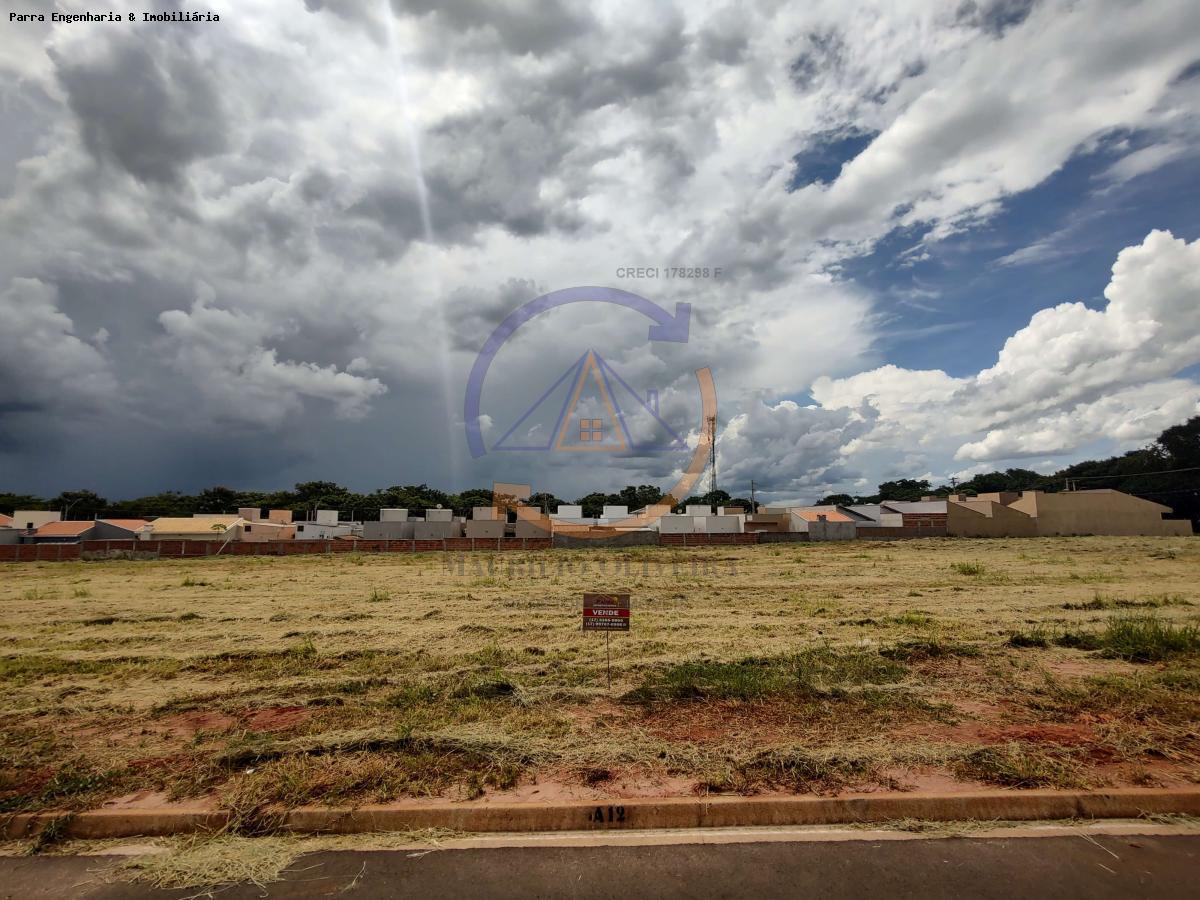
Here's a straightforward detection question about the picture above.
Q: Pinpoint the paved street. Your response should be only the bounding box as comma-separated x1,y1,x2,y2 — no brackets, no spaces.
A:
2,833,1197,898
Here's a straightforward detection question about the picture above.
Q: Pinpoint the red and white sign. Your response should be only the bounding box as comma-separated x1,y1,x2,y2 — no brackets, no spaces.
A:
582,593,630,631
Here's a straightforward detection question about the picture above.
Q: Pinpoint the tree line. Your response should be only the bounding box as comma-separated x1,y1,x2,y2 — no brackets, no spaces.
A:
3,417,1196,526
0,481,754,523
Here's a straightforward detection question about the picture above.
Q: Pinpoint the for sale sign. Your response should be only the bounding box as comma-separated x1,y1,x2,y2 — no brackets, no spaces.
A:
582,593,630,631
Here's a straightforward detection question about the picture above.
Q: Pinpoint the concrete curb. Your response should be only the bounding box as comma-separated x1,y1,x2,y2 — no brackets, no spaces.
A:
5,789,1200,840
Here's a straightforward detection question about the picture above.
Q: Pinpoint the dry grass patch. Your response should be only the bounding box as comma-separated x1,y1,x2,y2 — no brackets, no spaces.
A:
0,537,1197,811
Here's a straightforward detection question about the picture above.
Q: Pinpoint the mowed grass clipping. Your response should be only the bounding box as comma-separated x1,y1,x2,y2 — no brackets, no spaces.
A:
0,535,1198,817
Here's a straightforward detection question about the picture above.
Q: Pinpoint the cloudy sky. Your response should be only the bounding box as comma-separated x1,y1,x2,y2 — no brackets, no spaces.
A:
2,0,1199,504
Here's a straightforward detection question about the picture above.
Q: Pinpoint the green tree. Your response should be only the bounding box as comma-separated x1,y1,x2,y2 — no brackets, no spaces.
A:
527,492,563,514
454,487,495,516
817,493,854,506
49,489,109,519
105,491,195,518
195,486,239,514
1155,415,1200,467
612,484,664,509
575,492,610,518
0,493,46,514
875,479,931,502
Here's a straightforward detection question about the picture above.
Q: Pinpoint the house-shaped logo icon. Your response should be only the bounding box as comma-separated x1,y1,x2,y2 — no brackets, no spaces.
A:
492,350,686,453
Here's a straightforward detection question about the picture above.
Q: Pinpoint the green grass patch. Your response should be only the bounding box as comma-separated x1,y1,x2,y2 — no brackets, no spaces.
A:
222,745,525,831
954,743,1089,789
1100,616,1200,662
0,759,116,813
702,747,878,794
950,562,986,576
1032,669,1200,725
1007,627,1100,651
881,639,982,661
622,648,907,704
887,611,934,627
1063,593,1191,611
1010,616,1200,662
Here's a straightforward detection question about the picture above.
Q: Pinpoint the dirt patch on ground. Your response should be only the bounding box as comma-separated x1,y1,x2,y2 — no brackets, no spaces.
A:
1040,656,1137,679
977,723,1098,746
875,767,989,794
243,705,311,732
945,698,1006,719
160,705,312,737
162,710,237,738
639,700,800,745
498,767,699,802
564,699,629,729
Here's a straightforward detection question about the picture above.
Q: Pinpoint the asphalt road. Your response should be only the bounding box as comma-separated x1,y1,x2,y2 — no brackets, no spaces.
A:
3,833,1197,899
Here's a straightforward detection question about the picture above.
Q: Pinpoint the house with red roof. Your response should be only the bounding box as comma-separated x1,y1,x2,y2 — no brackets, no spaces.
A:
92,519,151,540
0,513,18,546
23,520,98,543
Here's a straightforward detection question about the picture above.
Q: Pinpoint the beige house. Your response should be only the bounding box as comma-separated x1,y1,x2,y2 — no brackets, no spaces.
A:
946,498,1038,537
946,490,1191,537
513,506,551,538
1008,490,1191,536
239,520,296,542
141,516,243,541
12,510,61,531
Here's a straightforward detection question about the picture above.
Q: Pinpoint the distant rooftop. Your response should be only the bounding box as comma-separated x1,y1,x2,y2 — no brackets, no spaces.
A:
146,516,241,534
33,520,95,537
98,519,150,531
791,506,855,522
880,500,947,513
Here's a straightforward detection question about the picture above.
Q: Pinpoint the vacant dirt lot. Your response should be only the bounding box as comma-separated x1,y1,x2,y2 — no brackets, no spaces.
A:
1,536,1197,823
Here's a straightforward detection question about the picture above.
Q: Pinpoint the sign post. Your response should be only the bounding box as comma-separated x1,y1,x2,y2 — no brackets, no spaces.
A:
582,593,630,689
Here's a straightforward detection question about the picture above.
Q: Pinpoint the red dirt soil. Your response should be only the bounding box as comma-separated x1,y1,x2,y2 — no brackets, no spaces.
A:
162,704,313,737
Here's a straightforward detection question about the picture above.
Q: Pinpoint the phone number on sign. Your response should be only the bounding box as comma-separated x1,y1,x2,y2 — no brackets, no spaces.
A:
615,267,722,279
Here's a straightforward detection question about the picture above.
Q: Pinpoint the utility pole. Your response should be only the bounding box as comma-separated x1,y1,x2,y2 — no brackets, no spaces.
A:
706,414,717,500
750,479,756,513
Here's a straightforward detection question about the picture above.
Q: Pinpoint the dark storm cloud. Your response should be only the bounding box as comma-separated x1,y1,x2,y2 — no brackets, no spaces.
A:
548,24,691,111
445,278,542,352
0,81,56,197
700,26,749,66
53,34,228,185
4,0,1195,503
0,404,44,453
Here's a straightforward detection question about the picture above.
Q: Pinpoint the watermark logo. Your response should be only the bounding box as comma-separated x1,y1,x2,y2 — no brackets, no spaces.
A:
442,553,738,581
463,286,716,534
491,349,686,454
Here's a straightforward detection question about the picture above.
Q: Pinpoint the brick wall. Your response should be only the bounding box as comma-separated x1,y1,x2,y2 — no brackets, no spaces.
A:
856,526,947,540
0,544,81,561
2,531,761,563
901,513,947,528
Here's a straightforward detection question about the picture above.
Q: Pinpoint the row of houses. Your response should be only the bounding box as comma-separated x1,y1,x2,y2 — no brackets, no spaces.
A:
0,488,1190,546
749,490,1192,539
